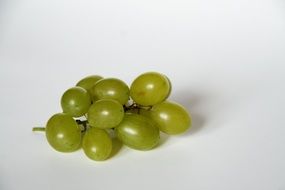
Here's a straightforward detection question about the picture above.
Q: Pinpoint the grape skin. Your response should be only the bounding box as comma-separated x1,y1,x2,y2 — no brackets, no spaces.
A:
82,128,112,161
46,113,82,152
115,113,160,150
76,75,103,95
130,72,170,106
87,99,124,129
149,101,191,135
92,78,129,105
61,86,91,117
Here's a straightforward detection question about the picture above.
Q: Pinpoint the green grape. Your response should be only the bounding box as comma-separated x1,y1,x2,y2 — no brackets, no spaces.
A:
87,99,124,129
115,113,160,150
130,72,170,106
61,86,91,117
76,75,103,95
149,101,191,135
91,78,129,105
164,75,172,99
45,113,81,152
82,128,112,161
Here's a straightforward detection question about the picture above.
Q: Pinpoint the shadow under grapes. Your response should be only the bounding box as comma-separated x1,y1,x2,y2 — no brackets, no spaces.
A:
155,132,170,148
109,137,123,159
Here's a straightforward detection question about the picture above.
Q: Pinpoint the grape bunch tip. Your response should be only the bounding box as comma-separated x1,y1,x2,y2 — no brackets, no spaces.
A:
33,72,192,161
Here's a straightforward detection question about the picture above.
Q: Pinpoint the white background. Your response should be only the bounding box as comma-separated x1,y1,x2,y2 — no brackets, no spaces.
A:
0,0,285,189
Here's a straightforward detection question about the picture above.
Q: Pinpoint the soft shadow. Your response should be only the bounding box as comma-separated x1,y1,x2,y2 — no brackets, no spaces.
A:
172,90,205,109
156,132,170,148
109,138,123,159
187,112,206,135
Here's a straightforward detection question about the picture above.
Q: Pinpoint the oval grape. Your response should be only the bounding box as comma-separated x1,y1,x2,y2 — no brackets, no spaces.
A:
91,78,129,105
164,75,172,99
130,72,170,106
115,113,160,150
150,101,191,135
87,99,124,129
46,113,81,152
61,86,91,117
82,128,112,161
76,75,103,95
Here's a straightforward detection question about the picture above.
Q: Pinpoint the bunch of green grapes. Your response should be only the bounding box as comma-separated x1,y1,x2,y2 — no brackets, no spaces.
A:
33,72,192,161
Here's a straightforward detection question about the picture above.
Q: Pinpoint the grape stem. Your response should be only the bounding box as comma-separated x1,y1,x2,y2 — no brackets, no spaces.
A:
124,103,140,111
32,120,89,133
32,127,46,132
124,103,152,113
76,119,88,133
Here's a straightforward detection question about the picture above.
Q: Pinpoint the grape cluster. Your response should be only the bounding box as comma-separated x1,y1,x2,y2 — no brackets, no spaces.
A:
33,72,192,161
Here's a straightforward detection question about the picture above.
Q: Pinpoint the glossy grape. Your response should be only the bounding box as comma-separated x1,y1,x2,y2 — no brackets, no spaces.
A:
45,113,81,152
61,87,91,117
82,128,112,161
76,75,103,95
87,99,124,129
115,113,160,150
149,101,191,135
130,72,170,106
164,75,172,99
91,78,129,105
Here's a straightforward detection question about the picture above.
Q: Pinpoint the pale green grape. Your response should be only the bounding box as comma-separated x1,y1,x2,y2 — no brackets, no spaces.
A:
76,75,103,95
87,99,124,129
45,113,81,152
91,78,129,105
82,128,112,161
115,113,160,150
61,86,91,117
164,75,172,99
130,72,170,106
149,101,191,135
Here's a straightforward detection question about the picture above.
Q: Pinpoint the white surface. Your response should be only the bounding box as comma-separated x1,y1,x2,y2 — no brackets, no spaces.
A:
0,0,285,189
